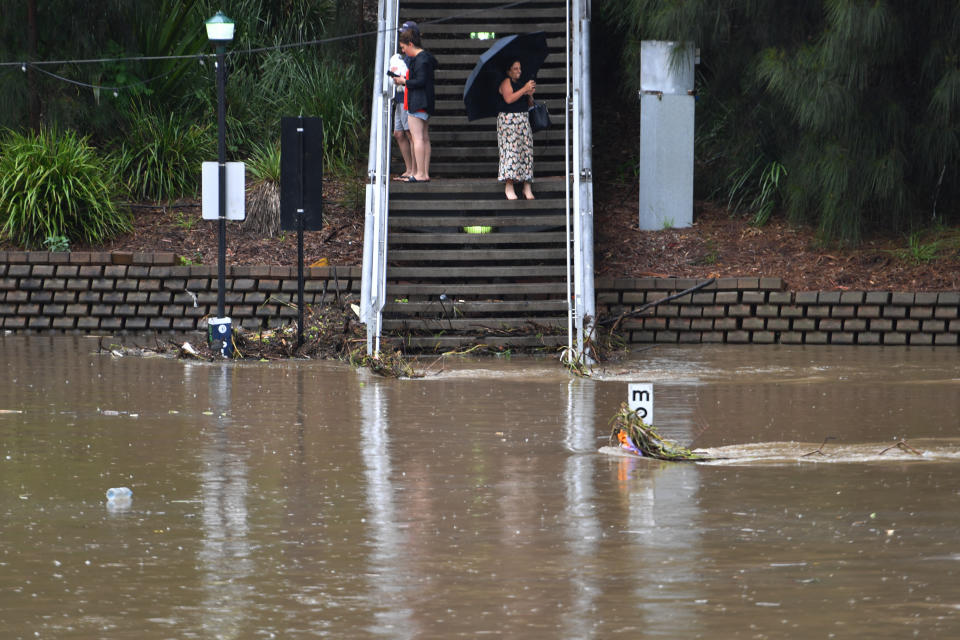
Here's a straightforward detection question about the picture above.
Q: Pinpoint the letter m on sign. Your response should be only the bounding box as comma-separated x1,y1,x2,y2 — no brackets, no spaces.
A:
627,383,654,425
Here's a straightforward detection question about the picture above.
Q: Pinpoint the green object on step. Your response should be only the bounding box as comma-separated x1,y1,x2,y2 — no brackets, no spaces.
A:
463,226,493,234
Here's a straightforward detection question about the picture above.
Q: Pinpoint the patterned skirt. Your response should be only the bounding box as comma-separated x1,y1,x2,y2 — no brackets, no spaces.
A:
497,112,534,182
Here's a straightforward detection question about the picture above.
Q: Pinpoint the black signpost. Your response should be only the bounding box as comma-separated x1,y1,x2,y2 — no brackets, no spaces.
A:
280,116,323,348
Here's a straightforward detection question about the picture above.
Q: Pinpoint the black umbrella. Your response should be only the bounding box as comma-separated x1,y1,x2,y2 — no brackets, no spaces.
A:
462,31,549,121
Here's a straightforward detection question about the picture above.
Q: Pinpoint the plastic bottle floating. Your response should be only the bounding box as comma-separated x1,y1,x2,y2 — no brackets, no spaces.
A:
106,487,132,501
608,403,709,462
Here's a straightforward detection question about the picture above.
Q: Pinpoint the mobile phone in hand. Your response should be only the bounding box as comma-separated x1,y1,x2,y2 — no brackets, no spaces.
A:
387,70,399,78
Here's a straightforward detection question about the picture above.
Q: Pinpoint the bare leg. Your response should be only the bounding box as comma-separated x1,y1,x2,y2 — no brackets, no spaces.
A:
505,180,518,200
522,182,534,199
393,129,415,177
408,116,431,181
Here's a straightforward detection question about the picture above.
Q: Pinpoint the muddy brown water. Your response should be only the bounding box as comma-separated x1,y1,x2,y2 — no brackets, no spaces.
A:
2,336,959,639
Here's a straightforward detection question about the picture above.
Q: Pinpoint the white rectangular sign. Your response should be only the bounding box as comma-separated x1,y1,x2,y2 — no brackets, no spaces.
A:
627,383,654,425
201,161,246,220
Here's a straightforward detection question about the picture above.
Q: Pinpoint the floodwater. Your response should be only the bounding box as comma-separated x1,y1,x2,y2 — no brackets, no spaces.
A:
2,337,960,639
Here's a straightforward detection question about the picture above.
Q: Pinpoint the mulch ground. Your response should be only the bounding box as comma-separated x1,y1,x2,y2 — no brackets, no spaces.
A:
10,175,960,292
595,182,960,292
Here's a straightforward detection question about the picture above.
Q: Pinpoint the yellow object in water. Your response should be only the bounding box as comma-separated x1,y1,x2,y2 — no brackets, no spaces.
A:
463,226,493,234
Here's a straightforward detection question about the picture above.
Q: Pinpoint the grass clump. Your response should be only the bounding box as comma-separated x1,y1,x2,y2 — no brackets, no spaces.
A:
243,139,282,237
114,102,215,202
0,128,130,247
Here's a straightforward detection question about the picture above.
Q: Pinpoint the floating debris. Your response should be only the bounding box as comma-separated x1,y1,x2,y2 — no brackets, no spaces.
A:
180,342,200,358
349,350,424,379
608,403,709,461
801,436,837,457
879,440,923,455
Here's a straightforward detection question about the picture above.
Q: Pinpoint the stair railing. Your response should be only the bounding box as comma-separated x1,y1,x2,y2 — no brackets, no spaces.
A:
362,0,594,358
361,0,399,355
567,0,596,363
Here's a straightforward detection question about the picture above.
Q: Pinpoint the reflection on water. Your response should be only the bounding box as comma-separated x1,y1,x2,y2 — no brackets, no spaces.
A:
198,366,252,639
360,379,416,639
561,380,600,639
1,338,960,638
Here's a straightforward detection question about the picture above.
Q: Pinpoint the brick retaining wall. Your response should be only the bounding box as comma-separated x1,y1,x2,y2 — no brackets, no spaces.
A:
2,252,958,345
0,251,360,333
596,276,960,346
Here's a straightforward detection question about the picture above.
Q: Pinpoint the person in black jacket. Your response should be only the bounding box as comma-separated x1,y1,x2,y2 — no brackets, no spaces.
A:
393,28,438,182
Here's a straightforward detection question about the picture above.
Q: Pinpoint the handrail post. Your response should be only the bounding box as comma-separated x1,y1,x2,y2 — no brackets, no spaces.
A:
577,0,595,362
361,0,399,355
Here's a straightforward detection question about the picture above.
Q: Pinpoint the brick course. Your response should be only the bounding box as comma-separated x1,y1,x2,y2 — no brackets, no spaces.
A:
1,252,363,336
1,253,956,346
594,278,960,346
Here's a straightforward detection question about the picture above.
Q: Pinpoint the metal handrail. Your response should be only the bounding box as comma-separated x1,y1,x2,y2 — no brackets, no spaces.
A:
361,0,593,358
566,0,595,364
576,0,596,361
361,0,399,355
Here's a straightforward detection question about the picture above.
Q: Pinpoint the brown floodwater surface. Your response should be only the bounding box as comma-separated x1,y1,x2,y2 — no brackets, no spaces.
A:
1,337,959,638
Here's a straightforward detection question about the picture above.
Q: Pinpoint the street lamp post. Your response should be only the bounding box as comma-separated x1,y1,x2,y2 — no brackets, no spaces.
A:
206,11,235,353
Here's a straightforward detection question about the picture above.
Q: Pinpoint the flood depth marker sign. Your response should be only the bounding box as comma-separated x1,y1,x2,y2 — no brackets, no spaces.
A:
628,383,654,425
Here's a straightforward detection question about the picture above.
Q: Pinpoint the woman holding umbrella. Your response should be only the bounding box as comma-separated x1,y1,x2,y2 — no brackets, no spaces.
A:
393,28,438,183
498,61,537,199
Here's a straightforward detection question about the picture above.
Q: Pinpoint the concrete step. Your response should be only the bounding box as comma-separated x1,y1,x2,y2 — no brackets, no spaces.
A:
387,214,566,228
383,299,568,314
388,231,567,244
388,265,567,278
389,247,567,261
389,197,564,210
382,333,567,351
386,282,568,297
382,315,566,331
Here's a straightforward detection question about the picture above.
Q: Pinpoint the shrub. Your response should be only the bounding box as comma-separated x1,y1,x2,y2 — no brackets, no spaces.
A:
115,101,215,202
227,50,367,175
0,128,130,247
243,139,282,237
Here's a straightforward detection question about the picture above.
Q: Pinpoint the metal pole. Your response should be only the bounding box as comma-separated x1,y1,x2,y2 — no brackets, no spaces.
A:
578,4,596,363
297,117,305,349
216,44,227,320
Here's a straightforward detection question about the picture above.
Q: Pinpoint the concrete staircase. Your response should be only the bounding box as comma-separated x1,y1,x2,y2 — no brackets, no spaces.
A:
383,0,570,351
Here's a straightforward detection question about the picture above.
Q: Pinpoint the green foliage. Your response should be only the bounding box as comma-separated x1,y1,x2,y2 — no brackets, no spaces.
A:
173,210,199,231
601,0,960,243
225,50,368,175
891,231,942,265
242,138,282,237
43,235,71,252
2,0,370,178
0,1,208,136
727,157,787,226
184,0,368,174
0,128,130,247
176,253,202,266
129,0,207,101
114,102,215,201
246,138,282,184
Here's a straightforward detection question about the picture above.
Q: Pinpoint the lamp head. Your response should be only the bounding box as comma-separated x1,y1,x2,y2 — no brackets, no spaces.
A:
205,11,235,42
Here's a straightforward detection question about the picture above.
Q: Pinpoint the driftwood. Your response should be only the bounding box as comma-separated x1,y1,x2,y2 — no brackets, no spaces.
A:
598,279,716,332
